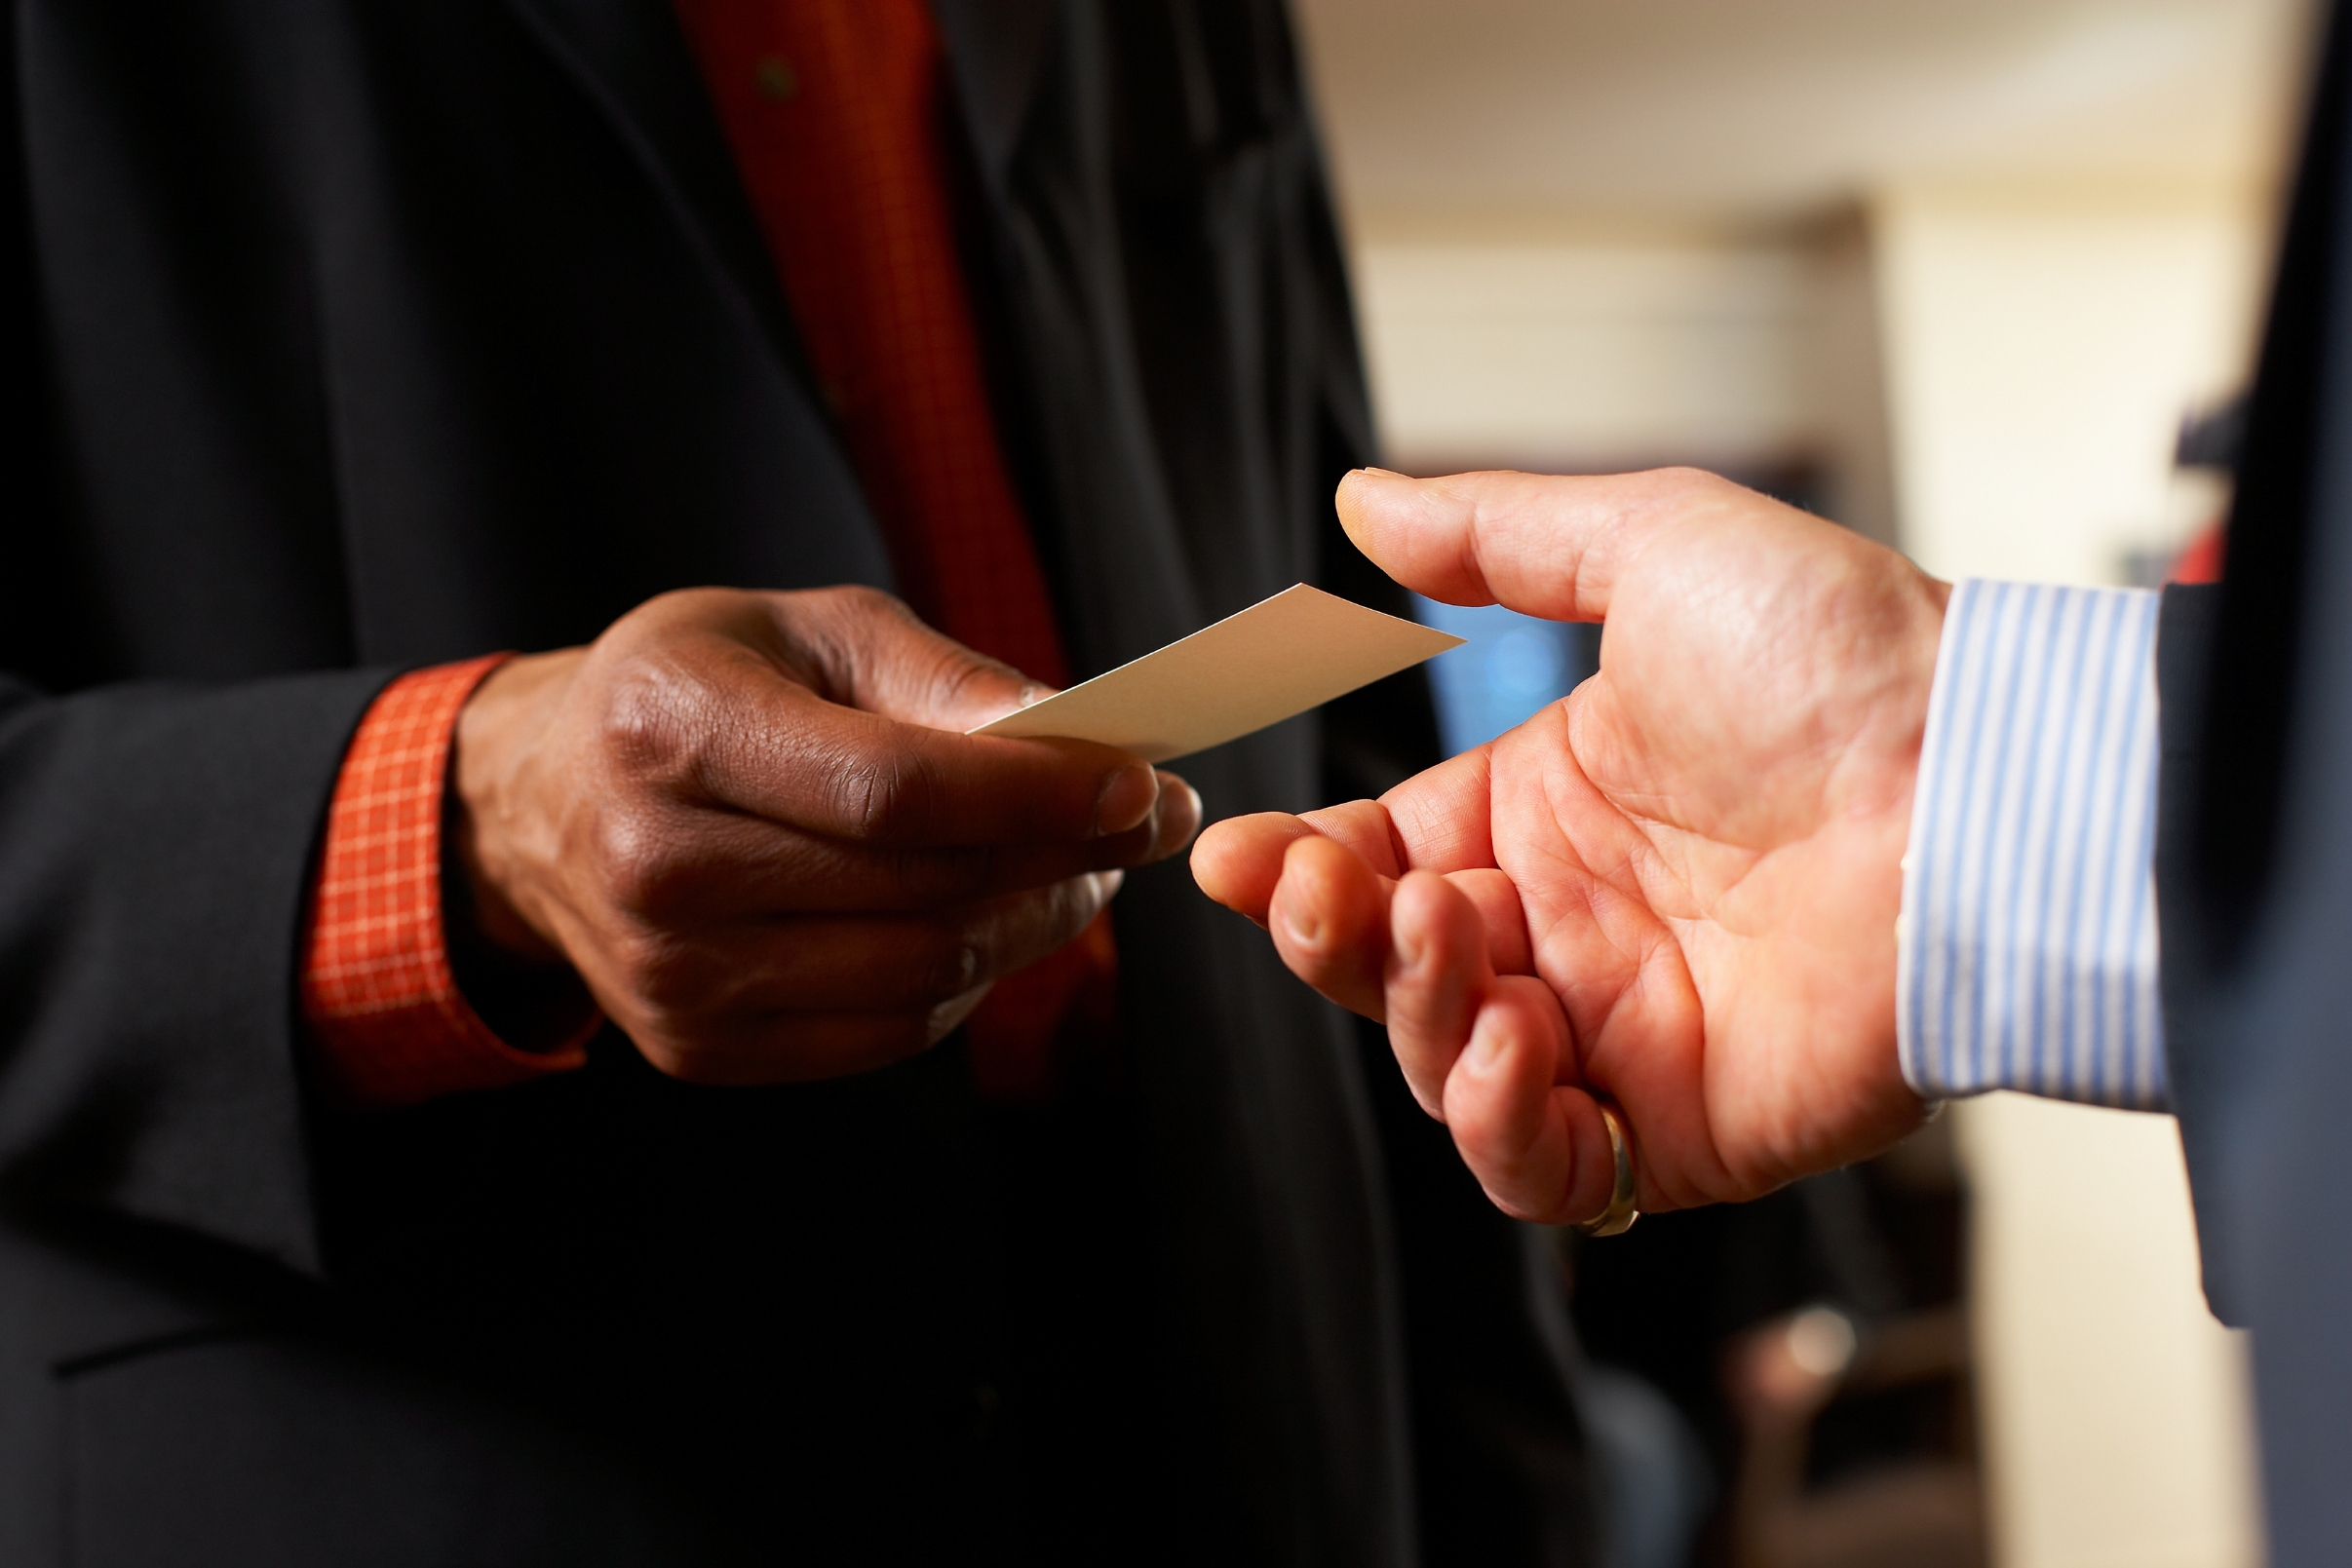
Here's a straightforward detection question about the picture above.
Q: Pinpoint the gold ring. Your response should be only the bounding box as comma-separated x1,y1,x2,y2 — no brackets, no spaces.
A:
1573,1099,1640,1238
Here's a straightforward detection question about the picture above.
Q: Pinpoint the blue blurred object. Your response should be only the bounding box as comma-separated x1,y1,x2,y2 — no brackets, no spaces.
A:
1580,1364,1715,1568
1413,596,1600,756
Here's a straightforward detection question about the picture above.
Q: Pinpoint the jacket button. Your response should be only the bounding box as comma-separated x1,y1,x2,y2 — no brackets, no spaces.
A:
753,55,798,103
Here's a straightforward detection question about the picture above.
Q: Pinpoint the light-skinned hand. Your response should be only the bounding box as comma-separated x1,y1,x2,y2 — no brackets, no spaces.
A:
453,586,1199,1085
1192,469,1943,1224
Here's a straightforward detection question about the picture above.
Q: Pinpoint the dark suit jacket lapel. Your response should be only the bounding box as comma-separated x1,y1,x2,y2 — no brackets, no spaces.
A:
499,0,1057,428
496,0,816,382
933,0,1060,189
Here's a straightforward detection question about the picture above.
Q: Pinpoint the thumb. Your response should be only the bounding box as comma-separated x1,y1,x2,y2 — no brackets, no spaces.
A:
1335,467,1722,625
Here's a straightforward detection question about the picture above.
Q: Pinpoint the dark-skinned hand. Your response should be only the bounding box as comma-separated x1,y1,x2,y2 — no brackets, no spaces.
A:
451,586,1198,1085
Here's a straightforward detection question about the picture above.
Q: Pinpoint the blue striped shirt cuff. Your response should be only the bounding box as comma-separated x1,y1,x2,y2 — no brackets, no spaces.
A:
1897,579,2167,1110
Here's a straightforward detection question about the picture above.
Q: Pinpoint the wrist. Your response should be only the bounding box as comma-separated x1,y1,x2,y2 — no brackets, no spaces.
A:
440,791,599,1052
450,648,587,968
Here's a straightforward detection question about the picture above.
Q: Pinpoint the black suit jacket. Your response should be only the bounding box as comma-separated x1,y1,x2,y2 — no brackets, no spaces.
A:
2157,4,2352,1564
0,2,1595,1563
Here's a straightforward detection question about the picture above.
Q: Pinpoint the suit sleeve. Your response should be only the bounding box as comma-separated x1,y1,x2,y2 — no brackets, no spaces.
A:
2153,582,2220,978
0,669,393,1277
2152,581,2239,1319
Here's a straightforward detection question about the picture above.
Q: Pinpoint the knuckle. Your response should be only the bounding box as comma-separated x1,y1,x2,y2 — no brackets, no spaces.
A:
812,583,919,634
1651,465,1732,505
842,758,904,839
922,989,988,1050
926,642,1016,713
641,1039,742,1088
838,751,946,842
632,586,739,627
1486,1183,1566,1226
909,1008,962,1055
612,989,724,1082
597,661,711,786
910,931,985,1002
587,805,689,920
841,584,912,620
631,1035,702,1082
1046,875,1102,938
605,924,704,1013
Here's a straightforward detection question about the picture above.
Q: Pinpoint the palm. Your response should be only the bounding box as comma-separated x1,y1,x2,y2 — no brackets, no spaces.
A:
1472,502,1938,1204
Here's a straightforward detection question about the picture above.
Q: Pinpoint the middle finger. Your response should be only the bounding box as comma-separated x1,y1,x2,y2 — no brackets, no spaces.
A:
635,778,1198,919
649,873,1125,1015
1383,869,1494,1118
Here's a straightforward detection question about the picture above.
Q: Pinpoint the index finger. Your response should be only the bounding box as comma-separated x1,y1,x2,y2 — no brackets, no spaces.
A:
640,641,1173,847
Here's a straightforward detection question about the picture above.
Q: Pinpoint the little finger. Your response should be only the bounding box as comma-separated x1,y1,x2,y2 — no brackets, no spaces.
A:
1442,976,1617,1225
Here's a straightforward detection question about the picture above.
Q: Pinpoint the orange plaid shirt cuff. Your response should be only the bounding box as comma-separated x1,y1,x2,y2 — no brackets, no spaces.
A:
300,657,599,1110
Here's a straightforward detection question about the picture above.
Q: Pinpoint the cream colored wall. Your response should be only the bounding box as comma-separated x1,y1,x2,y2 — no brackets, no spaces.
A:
1354,215,1901,547
1353,223,1815,472
1872,179,2274,587
1958,1097,2264,1568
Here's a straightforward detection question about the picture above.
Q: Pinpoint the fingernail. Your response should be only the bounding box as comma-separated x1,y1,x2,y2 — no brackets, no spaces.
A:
1356,467,1407,479
1095,869,1126,901
1393,923,1424,973
1279,905,1323,951
1464,1013,1507,1072
1094,764,1158,836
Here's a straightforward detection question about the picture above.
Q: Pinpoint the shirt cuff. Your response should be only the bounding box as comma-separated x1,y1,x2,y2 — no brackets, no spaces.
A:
300,656,599,1110
1897,579,2168,1110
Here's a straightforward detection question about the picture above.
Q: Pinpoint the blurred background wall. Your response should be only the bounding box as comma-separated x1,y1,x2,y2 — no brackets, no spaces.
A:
1291,2,2313,1565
